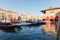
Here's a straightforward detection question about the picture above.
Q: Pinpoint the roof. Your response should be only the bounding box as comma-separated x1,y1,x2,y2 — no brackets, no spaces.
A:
40,7,60,13
0,8,17,13
0,8,6,11
7,10,17,13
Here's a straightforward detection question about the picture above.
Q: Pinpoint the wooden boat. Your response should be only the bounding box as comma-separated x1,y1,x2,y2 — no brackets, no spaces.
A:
0,22,16,29
24,21,46,26
13,21,46,26
24,20,46,26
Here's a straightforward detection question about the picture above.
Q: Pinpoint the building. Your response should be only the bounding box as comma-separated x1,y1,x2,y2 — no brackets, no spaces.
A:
41,7,60,21
19,13,41,22
40,7,60,33
0,8,19,22
19,13,33,21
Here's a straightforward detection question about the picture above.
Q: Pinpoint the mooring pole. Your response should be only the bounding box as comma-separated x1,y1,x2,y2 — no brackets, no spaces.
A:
11,17,12,23
55,16,60,40
5,17,6,23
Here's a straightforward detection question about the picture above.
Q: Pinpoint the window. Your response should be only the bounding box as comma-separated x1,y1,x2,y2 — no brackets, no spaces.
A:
50,10,54,13
8,14,12,18
0,13,5,20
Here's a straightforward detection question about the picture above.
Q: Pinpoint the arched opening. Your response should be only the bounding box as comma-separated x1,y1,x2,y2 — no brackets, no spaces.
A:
50,16,54,21
55,12,60,21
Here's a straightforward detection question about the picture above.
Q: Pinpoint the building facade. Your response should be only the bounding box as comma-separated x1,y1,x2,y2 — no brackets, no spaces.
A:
41,7,60,21
19,13,41,22
0,8,19,22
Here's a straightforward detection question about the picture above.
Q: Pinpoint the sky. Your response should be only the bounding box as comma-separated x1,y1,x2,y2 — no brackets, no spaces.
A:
0,0,60,16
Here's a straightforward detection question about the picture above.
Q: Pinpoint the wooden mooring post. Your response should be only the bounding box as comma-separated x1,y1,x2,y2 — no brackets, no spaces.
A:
55,16,60,40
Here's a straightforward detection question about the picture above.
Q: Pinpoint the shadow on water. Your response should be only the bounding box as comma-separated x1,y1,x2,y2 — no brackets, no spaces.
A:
0,26,22,33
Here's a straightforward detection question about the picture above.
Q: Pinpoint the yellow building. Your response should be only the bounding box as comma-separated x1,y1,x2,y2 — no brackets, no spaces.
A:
19,13,32,21
19,13,41,21
41,7,60,20
40,7,60,33
0,8,19,22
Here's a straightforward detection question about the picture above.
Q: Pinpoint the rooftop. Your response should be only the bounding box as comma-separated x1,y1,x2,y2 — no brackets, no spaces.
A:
0,8,17,13
40,7,60,13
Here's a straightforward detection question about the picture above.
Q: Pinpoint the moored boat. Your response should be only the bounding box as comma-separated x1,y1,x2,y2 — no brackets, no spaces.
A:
13,21,46,26
0,22,16,29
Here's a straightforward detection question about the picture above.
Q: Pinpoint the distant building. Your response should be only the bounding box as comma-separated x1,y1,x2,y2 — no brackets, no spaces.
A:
0,8,19,22
41,7,60,21
19,13,41,21
19,13,32,21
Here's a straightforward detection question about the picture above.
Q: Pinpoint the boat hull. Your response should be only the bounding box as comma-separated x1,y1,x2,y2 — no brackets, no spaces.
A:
0,23,16,29
0,25,16,29
21,22,46,26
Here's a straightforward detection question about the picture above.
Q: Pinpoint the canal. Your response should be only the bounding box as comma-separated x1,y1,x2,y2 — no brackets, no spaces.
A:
0,25,56,40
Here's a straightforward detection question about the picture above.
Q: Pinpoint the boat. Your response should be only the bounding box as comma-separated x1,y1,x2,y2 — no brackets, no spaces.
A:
13,21,46,26
24,20,46,26
0,22,16,29
13,22,32,26
24,21,45,26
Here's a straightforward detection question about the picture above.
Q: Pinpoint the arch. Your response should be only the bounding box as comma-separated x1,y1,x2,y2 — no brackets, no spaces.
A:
50,16,54,21
56,12,60,16
45,16,50,21
55,11,60,21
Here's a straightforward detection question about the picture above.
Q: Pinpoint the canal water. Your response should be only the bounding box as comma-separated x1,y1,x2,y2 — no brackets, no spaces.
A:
0,25,56,40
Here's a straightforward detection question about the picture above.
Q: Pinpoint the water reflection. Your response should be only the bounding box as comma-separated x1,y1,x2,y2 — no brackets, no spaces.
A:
0,25,56,40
